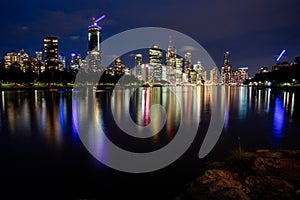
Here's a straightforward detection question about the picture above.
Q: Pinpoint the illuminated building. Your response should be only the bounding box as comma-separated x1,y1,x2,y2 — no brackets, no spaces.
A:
210,67,220,85
113,57,126,76
18,49,29,72
184,52,192,73
36,51,43,62
58,54,66,71
189,70,197,84
237,67,248,84
44,37,59,71
259,65,269,74
70,53,82,72
87,14,105,72
149,45,162,82
175,57,183,84
221,51,232,84
4,52,18,68
141,64,149,82
134,54,142,81
166,37,176,84
161,65,167,81
193,61,206,84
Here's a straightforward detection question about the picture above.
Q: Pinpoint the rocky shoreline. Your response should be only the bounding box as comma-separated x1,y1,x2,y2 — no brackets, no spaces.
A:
177,149,300,200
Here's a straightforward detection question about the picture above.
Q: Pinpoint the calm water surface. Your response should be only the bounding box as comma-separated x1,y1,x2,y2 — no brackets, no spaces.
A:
0,86,299,199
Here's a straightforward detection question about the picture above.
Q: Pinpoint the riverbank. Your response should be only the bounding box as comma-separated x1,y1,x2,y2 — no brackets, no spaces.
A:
177,149,300,200
0,83,74,91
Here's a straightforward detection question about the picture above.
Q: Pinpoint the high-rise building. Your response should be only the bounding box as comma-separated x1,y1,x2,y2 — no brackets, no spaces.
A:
224,51,229,66
149,45,162,82
87,15,105,72
210,67,220,85
221,51,232,84
184,52,192,72
166,41,176,84
193,61,206,83
175,57,183,84
44,37,59,71
134,54,142,81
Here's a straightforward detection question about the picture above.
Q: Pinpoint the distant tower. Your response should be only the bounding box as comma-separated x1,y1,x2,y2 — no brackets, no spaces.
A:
44,37,59,71
58,54,66,71
87,14,105,72
36,51,43,62
149,45,162,82
224,51,230,66
184,52,192,72
175,57,183,84
135,54,142,81
210,67,220,85
166,36,176,84
221,51,232,84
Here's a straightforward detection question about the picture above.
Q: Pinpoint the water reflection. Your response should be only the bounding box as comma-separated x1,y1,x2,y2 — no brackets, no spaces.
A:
271,94,285,146
0,86,298,153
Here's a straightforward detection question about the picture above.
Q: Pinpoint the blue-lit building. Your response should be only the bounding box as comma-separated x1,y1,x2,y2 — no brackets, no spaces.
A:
87,15,105,72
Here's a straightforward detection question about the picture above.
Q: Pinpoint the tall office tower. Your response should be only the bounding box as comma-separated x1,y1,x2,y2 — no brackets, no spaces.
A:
134,54,142,81
210,67,220,85
184,52,192,72
44,37,59,71
87,14,105,72
224,51,230,66
221,51,232,84
149,45,162,82
175,57,183,84
166,37,176,84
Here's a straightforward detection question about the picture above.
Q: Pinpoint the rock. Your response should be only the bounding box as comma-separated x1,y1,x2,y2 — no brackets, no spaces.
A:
187,169,250,200
213,188,250,200
255,150,283,159
246,175,295,200
178,149,300,200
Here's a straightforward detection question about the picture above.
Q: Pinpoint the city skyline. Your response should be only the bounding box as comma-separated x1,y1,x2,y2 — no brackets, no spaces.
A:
1,0,300,77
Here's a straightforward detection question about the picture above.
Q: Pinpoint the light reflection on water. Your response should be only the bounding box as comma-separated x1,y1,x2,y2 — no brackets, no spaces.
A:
0,86,299,152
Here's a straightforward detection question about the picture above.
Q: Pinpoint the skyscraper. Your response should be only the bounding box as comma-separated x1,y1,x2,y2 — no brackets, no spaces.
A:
134,54,142,81
221,51,232,84
184,52,192,72
175,57,183,84
166,40,176,84
149,45,162,82
44,37,59,71
87,15,105,72
210,67,220,85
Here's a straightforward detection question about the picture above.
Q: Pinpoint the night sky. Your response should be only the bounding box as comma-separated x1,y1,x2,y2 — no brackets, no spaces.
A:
1,0,300,77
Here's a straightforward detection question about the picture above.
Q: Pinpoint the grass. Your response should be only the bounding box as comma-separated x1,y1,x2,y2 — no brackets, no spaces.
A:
226,137,251,174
